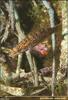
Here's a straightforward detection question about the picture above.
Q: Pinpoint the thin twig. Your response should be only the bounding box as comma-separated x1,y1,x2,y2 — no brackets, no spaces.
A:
42,0,60,96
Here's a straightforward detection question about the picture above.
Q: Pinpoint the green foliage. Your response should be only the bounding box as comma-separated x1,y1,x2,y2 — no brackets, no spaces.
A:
51,0,58,3
55,82,67,96
15,0,47,33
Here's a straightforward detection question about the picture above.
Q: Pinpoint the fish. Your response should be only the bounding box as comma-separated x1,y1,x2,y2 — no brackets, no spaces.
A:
2,23,61,58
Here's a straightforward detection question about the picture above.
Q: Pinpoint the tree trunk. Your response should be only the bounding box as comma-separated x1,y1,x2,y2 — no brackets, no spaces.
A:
57,1,68,95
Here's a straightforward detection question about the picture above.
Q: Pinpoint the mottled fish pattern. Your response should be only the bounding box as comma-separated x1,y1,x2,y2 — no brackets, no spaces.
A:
9,23,60,58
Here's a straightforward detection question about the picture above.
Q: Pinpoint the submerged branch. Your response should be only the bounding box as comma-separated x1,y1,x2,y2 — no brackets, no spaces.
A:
0,84,25,96
1,21,10,43
15,9,38,86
